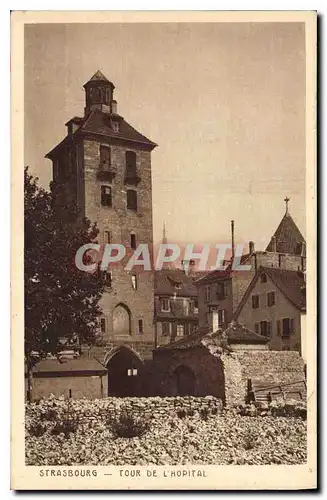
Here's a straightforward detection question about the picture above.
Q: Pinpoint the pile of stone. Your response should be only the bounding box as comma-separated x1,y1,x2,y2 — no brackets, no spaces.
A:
25,395,307,466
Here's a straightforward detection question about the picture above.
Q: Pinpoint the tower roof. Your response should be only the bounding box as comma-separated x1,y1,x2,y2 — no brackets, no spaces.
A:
83,70,114,88
266,199,305,255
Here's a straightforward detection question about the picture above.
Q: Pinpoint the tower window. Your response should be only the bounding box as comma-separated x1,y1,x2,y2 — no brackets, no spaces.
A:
131,274,138,290
130,233,137,249
100,145,111,166
126,151,137,177
101,186,112,207
127,190,137,211
100,317,106,333
138,319,143,335
104,230,111,244
103,271,112,288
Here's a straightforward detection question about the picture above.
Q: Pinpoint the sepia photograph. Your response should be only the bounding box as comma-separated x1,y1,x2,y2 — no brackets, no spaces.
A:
11,10,316,490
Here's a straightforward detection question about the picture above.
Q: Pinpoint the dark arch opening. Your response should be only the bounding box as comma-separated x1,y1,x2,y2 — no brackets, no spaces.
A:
172,365,196,396
106,346,143,397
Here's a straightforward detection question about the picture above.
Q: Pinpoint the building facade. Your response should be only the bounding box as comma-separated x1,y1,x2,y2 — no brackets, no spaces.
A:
234,266,306,353
195,203,306,336
154,269,199,346
46,71,157,395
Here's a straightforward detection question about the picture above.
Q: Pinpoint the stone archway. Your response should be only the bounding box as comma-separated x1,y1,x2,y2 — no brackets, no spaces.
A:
106,346,143,397
113,303,131,336
172,365,196,396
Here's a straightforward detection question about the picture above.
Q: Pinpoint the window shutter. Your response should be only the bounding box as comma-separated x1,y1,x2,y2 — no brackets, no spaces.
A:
267,322,272,337
255,323,259,334
277,320,281,336
290,318,295,334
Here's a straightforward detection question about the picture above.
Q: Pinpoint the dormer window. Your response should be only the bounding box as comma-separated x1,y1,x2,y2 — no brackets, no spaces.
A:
111,120,119,133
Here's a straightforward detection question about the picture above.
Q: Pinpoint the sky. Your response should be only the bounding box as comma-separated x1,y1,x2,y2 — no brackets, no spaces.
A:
25,22,306,249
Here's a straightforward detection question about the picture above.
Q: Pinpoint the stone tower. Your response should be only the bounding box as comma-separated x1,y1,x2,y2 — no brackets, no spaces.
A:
46,71,157,391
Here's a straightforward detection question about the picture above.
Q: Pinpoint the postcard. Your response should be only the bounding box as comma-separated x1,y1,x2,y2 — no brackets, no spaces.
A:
11,10,317,490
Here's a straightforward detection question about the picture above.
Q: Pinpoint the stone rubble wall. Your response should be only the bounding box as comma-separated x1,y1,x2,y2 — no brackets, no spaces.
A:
37,395,223,423
221,350,305,406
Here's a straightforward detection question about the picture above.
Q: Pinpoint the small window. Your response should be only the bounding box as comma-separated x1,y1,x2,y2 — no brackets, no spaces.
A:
131,274,138,290
127,189,137,211
104,230,111,244
260,321,272,337
130,233,137,249
111,121,119,133
101,185,112,207
126,151,137,177
161,298,170,312
267,291,275,307
217,282,226,299
192,299,198,314
204,285,211,302
282,318,294,338
162,322,171,336
127,368,138,376
100,317,106,333
100,145,111,166
260,273,267,283
138,319,143,335
176,324,184,337
252,295,260,309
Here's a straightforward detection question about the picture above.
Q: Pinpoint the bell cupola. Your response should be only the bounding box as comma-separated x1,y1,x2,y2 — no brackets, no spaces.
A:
83,70,116,116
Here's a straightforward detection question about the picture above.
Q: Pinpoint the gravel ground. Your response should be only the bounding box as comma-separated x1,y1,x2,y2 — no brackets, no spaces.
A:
25,398,307,466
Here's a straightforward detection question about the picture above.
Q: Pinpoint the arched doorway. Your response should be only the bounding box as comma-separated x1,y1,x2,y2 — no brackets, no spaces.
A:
172,365,196,396
106,346,143,397
113,303,131,336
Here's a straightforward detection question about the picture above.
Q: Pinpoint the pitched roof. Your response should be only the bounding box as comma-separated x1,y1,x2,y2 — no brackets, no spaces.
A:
234,266,306,318
156,321,268,351
84,70,114,87
155,269,197,297
266,212,306,255
29,358,107,375
263,267,306,310
194,255,251,285
45,109,157,159
80,109,157,148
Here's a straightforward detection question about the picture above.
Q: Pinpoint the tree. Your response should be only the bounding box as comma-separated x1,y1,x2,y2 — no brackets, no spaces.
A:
24,168,106,402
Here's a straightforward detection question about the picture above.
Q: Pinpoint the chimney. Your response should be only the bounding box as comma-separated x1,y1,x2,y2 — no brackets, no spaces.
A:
231,220,235,261
271,235,277,252
249,241,255,254
111,100,117,114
